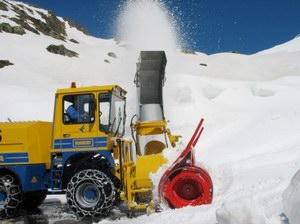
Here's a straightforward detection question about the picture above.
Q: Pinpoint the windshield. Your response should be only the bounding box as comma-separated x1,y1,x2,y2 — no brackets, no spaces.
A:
63,94,95,124
99,93,126,136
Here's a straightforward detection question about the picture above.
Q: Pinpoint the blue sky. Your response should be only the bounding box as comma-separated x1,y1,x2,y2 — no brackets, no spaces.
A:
20,0,300,54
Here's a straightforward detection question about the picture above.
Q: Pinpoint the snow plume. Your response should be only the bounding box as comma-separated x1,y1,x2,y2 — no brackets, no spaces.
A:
116,0,181,51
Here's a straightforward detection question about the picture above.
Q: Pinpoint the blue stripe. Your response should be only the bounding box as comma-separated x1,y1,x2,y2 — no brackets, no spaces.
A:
94,142,107,147
54,137,107,149
0,152,29,163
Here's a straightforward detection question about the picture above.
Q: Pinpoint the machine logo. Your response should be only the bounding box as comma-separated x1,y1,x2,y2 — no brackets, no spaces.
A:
73,139,93,147
0,155,3,162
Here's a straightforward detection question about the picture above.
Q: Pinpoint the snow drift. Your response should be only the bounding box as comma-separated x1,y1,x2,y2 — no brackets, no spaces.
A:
216,197,266,224
282,169,300,224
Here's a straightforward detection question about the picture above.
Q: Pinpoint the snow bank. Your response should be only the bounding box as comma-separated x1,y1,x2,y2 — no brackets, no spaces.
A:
216,197,266,224
258,36,300,54
282,168,300,224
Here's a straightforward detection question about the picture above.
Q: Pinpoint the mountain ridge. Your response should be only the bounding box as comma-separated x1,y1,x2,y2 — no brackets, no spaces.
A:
0,0,89,41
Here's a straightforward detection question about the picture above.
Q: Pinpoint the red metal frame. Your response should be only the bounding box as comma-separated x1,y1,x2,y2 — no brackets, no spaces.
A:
158,119,213,208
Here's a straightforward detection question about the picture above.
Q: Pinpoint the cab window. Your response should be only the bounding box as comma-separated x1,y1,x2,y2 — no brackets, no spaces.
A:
110,94,126,136
99,93,126,136
63,94,95,124
99,93,111,133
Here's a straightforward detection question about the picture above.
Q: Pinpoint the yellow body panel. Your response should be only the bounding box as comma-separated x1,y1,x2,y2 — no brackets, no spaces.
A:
117,118,181,210
134,121,167,136
123,153,168,210
0,121,52,168
55,85,126,95
135,154,167,188
115,137,169,210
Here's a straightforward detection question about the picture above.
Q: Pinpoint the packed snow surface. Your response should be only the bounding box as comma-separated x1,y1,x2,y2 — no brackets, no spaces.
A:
1,0,300,223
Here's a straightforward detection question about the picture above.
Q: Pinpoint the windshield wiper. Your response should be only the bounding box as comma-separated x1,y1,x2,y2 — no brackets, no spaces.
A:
113,117,123,137
109,117,116,133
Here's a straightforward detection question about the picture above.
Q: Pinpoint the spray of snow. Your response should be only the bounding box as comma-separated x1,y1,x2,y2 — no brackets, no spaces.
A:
116,0,181,51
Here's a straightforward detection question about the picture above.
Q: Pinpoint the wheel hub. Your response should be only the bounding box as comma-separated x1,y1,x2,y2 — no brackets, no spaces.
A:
176,180,201,200
76,182,100,208
84,187,97,202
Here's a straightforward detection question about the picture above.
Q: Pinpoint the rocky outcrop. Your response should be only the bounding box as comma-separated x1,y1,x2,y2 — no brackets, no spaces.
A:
64,17,89,36
69,38,79,44
0,0,8,11
46,44,79,57
0,1,89,41
229,50,240,54
181,48,197,55
10,5,66,41
0,60,13,68
108,52,117,58
0,23,25,35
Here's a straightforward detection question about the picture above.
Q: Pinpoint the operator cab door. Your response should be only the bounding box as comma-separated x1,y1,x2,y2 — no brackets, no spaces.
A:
99,92,126,138
57,93,98,150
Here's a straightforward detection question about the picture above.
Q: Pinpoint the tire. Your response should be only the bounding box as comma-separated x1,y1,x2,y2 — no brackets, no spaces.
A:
22,190,47,210
0,173,22,219
66,169,116,219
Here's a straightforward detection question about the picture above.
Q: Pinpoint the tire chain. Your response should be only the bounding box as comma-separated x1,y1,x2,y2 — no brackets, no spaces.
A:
0,174,22,219
66,169,116,218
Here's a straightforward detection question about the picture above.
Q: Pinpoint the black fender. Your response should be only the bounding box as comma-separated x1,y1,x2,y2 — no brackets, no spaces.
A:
62,152,119,189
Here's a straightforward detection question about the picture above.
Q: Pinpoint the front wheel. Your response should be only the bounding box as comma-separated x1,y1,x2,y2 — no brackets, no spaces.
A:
66,169,116,219
0,173,22,219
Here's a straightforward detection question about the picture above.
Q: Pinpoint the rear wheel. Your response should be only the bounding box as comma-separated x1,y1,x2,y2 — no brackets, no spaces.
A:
66,169,116,219
0,173,22,219
22,190,47,210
